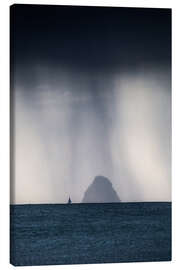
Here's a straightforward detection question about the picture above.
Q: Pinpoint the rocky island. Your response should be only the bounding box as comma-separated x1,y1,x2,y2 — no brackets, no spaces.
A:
82,175,120,203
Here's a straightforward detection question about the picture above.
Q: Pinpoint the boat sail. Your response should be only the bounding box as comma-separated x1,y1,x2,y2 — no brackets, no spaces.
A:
68,197,72,204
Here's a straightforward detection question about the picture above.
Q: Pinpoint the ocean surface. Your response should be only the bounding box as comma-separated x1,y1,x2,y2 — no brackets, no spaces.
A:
10,202,171,266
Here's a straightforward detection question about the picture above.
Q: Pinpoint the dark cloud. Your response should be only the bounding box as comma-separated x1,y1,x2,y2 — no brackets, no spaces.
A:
11,5,171,71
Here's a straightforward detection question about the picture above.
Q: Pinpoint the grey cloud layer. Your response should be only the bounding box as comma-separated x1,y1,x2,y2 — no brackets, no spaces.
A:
12,67,171,203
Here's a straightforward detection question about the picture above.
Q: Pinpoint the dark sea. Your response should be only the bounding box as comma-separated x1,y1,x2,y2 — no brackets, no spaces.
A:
10,202,171,266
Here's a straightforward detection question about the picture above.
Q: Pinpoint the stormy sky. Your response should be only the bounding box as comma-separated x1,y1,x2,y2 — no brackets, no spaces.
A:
10,5,171,204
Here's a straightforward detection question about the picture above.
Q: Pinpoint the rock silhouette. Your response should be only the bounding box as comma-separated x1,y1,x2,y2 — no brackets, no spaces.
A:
82,176,120,203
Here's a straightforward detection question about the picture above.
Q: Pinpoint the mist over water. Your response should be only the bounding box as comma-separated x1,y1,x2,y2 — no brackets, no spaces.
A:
11,66,171,204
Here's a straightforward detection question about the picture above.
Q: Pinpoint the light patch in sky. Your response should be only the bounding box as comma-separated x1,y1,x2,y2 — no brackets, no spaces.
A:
11,69,171,204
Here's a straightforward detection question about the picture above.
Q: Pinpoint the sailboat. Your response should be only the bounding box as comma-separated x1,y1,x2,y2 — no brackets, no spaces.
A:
67,196,72,204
